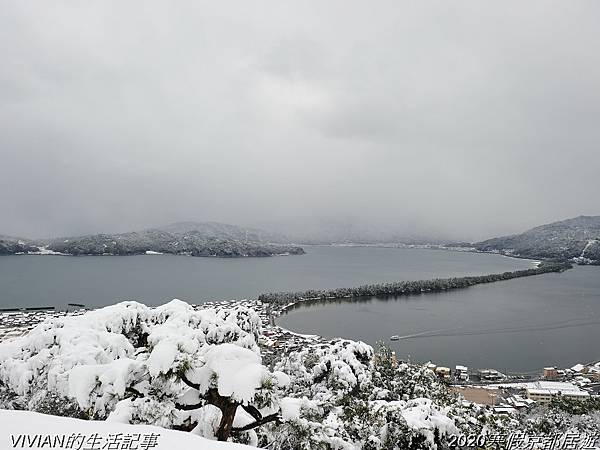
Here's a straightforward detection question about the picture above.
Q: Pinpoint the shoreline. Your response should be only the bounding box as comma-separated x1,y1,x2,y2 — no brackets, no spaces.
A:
4,296,592,385
3,251,304,258
1,288,597,383
2,243,550,272
258,261,571,306
300,242,543,264
0,256,590,378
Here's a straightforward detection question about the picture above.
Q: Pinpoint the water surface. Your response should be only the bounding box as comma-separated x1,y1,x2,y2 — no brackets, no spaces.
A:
0,246,533,309
278,266,600,372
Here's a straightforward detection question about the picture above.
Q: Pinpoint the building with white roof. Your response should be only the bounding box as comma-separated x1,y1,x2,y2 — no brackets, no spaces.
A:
525,381,589,404
455,365,469,381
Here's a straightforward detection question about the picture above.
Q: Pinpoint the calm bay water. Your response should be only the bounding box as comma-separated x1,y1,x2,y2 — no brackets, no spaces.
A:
278,265,600,372
0,245,533,309
3,245,596,371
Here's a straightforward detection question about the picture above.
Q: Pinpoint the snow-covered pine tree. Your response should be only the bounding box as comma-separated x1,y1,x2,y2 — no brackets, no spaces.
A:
0,300,288,442
263,340,464,449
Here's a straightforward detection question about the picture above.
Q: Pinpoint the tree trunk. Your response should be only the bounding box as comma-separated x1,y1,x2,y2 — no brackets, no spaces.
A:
178,387,241,442
215,402,239,441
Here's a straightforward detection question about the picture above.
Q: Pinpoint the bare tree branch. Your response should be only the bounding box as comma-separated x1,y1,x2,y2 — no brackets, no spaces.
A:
241,404,262,421
232,412,282,432
174,402,203,411
179,373,201,391
125,386,144,398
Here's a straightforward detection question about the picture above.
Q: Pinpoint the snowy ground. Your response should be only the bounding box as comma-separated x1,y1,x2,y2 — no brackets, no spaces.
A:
0,310,86,343
0,410,251,449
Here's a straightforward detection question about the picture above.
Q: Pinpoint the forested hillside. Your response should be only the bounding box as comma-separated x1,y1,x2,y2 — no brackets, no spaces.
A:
474,215,600,264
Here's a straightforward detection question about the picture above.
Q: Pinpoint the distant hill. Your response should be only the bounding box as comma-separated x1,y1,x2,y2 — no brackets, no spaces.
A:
158,221,291,244
0,235,39,255
474,215,600,264
0,222,304,257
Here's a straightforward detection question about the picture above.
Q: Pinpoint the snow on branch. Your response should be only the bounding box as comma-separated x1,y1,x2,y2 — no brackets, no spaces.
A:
0,300,286,441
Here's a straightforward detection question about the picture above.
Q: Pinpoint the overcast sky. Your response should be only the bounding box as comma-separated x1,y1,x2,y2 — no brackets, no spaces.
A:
1,1,599,241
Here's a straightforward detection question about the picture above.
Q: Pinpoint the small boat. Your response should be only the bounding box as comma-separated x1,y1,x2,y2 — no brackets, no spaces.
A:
390,335,400,341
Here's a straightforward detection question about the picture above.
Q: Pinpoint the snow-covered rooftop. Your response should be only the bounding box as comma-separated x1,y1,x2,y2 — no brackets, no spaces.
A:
571,363,586,372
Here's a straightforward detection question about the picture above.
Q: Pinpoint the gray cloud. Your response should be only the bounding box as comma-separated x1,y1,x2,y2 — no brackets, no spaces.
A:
1,0,599,241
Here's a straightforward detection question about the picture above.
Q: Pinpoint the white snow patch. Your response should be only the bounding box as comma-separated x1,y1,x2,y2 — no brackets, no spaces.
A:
190,405,223,440
0,410,251,450
27,246,68,255
272,370,291,388
147,341,178,377
280,397,302,421
187,343,267,403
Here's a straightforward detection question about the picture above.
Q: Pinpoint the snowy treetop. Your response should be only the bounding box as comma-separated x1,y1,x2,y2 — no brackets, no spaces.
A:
0,300,271,421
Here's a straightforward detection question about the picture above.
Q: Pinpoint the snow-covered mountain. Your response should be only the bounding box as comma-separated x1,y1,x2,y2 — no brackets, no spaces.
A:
0,236,39,255
157,222,291,244
474,215,600,264
0,222,304,257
